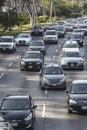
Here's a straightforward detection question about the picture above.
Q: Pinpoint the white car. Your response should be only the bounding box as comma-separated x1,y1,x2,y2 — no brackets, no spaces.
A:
0,36,16,53
61,49,84,70
43,30,58,44
15,33,32,46
62,40,79,52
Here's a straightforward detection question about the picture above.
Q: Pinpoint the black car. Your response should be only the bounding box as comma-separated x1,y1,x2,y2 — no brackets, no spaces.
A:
31,25,43,36
39,63,66,90
66,80,87,113
55,25,65,38
28,40,46,55
0,95,37,130
70,32,84,47
20,51,44,71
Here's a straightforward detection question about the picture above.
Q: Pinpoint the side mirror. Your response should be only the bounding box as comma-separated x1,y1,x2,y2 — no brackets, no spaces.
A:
32,105,37,109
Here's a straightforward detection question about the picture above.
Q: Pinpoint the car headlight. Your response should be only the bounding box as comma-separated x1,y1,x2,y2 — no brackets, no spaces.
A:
60,78,65,82
21,61,25,65
36,60,42,65
78,60,83,64
24,113,32,121
61,60,67,65
69,99,77,105
43,77,49,83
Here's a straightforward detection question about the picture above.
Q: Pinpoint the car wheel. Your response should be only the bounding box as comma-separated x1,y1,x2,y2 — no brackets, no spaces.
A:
68,107,72,113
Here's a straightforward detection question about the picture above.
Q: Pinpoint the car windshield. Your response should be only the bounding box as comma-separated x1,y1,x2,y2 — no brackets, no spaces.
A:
24,53,41,59
71,34,83,39
0,38,12,42
64,44,78,48
71,84,87,94
55,27,63,31
79,26,87,28
63,52,80,57
30,41,44,46
18,34,29,38
34,26,41,29
74,29,83,32
1,99,30,110
45,31,56,35
44,67,63,75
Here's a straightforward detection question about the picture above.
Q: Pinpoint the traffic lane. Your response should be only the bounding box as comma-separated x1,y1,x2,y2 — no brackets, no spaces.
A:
0,46,28,76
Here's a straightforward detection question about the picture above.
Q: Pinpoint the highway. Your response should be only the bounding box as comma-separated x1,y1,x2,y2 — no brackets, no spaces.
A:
0,35,87,130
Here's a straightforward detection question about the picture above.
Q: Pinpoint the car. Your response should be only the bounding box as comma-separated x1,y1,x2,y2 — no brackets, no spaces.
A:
15,33,32,46
0,36,16,53
78,24,87,35
28,40,46,55
61,49,84,70
0,95,37,130
62,40,79,52
20,51,44,71
43,30,58,44
31,25,43,36
73,28,85,36
0,122,14,130
39,63,66,90
70,32,84,47
64,23,73,32
55,25,65,38
66,80,87,113
43,23,54,32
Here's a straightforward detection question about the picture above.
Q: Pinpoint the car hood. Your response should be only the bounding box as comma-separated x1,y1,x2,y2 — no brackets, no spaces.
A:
29,46,45,49
22,58,41,62
70,94,87,100
44,75,65,80
44,35,57,38
0,110,30,120
56,31,64,33
15,38,30,41
62,57,83,62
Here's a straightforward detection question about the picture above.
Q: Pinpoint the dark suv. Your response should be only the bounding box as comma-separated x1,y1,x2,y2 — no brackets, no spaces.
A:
0,95,37,130
66,80,87,113
39,63,66,90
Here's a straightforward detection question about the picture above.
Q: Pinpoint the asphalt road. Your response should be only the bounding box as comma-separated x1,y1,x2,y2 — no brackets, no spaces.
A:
0,34,87,130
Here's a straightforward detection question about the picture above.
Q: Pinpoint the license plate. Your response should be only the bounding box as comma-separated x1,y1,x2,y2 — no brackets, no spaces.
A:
70,63,75,67
11,123,18,126
52,83,57,86
82,106,87,110
28,66,32,68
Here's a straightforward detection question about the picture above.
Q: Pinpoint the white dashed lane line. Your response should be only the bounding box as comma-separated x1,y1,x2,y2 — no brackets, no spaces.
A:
42,104,46,118
9,62,13,67
0,73,5,79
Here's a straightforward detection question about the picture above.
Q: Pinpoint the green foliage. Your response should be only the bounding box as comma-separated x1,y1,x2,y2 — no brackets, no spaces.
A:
2,9,18,31
18,14,30,25
38,16,48,23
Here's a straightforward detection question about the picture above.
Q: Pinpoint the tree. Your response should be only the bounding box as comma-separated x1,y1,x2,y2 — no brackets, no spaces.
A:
0,0,5,9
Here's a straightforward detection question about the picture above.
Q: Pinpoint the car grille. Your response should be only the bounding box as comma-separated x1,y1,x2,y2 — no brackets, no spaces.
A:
78,100,87,105
49,79,60,83
19,41,25,44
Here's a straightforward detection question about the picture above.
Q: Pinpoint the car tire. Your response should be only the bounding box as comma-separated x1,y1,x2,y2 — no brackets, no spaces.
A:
68,107,72,113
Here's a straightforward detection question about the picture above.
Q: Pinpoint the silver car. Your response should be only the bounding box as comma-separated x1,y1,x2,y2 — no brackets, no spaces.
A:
61,49,84,70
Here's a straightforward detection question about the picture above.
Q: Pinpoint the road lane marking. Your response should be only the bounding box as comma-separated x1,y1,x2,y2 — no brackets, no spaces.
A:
53,55,56,59
23,49,26,52
42,104,46,117
0,73,5,79
9,62,13,67
56,49,58,52
17,55,20,59
45,90,48,95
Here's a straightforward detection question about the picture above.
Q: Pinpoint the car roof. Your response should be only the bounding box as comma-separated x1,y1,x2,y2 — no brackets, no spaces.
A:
4,95,29,99
64,41,78,45
44,63,61,68
63,49,80,52
25,50,41,54
65,40,78,44
73,80,87,84
1,36,14,38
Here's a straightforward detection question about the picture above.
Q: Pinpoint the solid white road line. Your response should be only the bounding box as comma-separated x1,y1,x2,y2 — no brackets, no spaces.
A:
45,90,48,95
53,55,56,59
42,104,46,118
0,73,5,79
